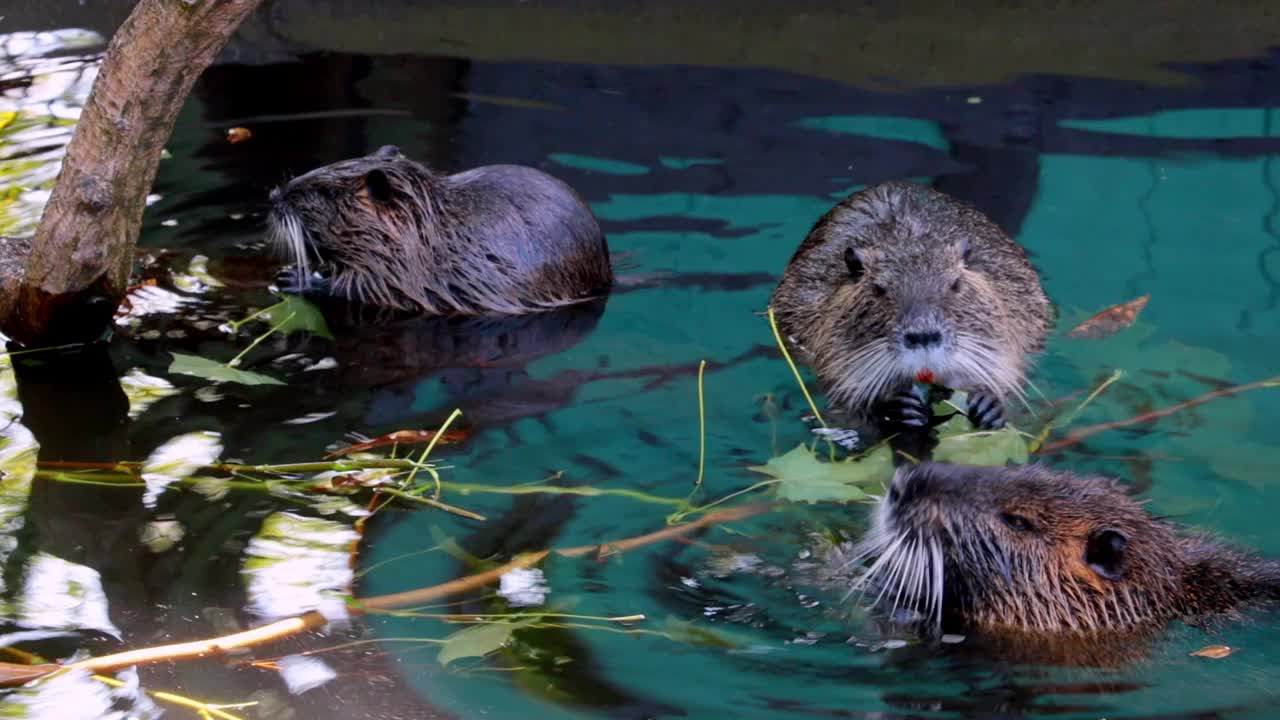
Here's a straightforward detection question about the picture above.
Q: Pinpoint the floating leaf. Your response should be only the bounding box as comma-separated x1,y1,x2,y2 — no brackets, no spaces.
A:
260,295,334,340
169,352,285,386
438,618,536,666
748,444,888,503
1066,295,1150,339
1190,644,1234,659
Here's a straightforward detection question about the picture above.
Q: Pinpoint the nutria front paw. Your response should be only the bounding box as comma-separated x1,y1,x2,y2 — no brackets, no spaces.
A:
966,391,1006,430
812,427,862,452
876,391,931,429
275,266,331,296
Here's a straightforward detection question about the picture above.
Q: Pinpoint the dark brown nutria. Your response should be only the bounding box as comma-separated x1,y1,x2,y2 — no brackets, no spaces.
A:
769,181,1053,449
268,145,612,315
833,463,1280,644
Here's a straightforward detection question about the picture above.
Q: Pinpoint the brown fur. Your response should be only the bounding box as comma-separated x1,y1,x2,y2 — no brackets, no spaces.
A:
769,181,1053,419
839,463,1280,642
268,146,612,315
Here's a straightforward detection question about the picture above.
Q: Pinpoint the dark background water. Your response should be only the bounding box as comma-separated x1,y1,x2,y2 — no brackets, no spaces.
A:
2,2,1280,718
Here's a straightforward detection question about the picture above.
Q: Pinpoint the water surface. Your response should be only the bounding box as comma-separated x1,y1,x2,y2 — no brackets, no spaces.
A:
1,11,1279,719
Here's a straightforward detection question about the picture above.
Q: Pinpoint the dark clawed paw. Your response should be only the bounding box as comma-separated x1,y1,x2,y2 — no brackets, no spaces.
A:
274,266,330,295
812,427,862,452
877,390,931,429
966,391,1006,430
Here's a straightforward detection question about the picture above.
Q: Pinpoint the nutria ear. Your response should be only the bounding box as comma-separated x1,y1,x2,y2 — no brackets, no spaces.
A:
366,169,393,204
1085,528,1128,581
843,246,865,281
375,145,400,159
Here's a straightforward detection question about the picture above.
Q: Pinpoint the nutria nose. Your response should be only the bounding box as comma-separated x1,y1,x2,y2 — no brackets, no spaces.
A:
269,187,282,203
903,330,943,349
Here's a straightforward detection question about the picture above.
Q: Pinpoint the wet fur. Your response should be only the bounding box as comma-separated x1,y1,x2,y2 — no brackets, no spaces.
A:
834,463,1280,640
770,182,1053,425
268,147,612,315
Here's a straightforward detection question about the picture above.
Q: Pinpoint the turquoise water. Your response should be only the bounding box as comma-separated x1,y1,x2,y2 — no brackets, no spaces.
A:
3,18,1280,720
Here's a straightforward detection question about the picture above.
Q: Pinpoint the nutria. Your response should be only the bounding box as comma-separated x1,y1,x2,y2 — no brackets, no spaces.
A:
268,145,612,315
834,463,1280,643
769,182,1053,449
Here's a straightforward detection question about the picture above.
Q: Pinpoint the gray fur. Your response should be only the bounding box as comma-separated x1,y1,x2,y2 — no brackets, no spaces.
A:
268,146,612,315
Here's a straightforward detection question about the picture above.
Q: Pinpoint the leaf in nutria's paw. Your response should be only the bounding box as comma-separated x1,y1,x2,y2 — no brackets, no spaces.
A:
748,444,890,503
260,295,334,340
1066,295,1150,339
437,618,537,666
931,411,1029,466
1190,644,1234,659
169,353,285,386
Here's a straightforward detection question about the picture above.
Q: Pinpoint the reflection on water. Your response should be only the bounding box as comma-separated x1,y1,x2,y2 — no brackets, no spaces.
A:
0,7,1278,720
0,29,101,236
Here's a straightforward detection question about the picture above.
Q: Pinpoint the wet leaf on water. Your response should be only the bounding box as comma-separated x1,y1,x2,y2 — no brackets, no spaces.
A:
260,295,334,340
438,618,537,666
1066,295,1150,339
748,444,889,503
169,352,285,386
226,126,252,144
1190,644,1234,659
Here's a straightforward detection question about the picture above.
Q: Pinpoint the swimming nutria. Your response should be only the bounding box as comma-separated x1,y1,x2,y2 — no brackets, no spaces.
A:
836,463,1280,641
769,182,1053,450
268,145,612,315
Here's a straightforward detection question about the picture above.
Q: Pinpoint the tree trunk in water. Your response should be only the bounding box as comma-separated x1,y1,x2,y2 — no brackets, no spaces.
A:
0,0,263,347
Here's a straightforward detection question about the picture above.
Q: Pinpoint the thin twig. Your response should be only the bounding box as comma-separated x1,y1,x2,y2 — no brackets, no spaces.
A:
696,359,707,488
1039,374,1280,453
766,306,826,428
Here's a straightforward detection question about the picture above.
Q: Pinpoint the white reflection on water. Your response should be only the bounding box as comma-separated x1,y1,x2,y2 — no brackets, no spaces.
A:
0,29,104,236
242,512,359,626
17,553,119,639
5,667,161,720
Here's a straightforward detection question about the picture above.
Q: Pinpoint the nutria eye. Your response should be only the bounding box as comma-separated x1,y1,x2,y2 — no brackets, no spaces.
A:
871,283,887,297
1085,528,1128,581
366,169,393,204
843,247,864,282
950,278,962,293
999,511,1036,533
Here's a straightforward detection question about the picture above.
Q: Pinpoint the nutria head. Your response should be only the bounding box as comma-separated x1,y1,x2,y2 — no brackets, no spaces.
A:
268,145,445,308
848,463,1184,636
769,182,1053,414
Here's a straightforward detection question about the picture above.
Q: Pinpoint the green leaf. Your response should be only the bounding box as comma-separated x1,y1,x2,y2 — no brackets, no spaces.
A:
260,296,333,339
438,618,536,666
169,353,284,386
933,426,1029,466
748,444,889,503
924,393,1030,466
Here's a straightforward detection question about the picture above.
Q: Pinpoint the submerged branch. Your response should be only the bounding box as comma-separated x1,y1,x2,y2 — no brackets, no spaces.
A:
1038,374,1280,453
0,503,770,687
